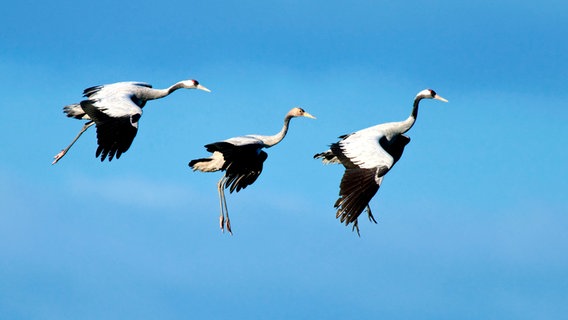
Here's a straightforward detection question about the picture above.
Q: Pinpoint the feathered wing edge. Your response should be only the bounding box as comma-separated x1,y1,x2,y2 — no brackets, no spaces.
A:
223,150,267,193
190,142,268,193
334,166,386,235
314,134,354,165
80,100,139,161
317,133,412,235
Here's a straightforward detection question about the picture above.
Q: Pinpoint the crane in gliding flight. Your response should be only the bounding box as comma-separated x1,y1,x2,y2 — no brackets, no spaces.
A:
189,107,316,234
314,89,448,235
52,79,210,164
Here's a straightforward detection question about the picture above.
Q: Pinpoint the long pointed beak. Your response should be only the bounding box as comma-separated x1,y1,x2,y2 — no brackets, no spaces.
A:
197,84,211,93
303,112,316,119
434,94,448,102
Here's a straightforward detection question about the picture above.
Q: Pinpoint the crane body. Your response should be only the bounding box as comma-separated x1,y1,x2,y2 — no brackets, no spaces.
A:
315,89,448,235
189,107,315,234
53,79,210,164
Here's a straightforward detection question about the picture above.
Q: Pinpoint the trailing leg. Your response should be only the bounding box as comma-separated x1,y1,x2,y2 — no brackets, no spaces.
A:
52,121,95,165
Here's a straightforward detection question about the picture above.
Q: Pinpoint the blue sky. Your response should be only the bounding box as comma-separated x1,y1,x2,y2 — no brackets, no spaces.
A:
1,0,567,319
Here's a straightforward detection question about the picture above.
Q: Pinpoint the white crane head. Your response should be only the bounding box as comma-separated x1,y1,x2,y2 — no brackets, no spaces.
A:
179,79,211,92
416,89,448,102
287,107,316,119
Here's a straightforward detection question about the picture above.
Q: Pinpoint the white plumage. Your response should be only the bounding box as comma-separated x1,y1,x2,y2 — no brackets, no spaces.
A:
315,89,448,235
53,79,210,164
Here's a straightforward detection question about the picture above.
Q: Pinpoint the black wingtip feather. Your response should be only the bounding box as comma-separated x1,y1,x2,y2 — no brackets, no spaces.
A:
334,168,381,234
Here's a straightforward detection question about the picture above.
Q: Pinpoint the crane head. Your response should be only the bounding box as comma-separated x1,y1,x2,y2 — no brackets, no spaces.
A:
288,107,316,119
416,89,448,102
180,79,211,92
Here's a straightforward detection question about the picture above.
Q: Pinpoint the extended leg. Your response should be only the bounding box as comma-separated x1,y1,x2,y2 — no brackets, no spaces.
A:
217,177,233,235
52,120,95,165
224,201,232,235
366,205,377,224
221,179,232,235
217,178,226,231
351,219,361,237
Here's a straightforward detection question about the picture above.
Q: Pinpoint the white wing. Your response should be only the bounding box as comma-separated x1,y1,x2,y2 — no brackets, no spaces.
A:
83,82,150,99
80,87,144,161
87,88,143,119
339,126,394,171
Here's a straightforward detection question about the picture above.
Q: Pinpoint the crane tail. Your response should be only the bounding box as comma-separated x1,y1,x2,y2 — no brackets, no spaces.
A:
63,103,88,120
314,150,341,164
188,158,210,167
189,152,225,172
188,158,213,171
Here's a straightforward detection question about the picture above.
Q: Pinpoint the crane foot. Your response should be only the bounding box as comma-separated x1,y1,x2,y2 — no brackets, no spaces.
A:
52,150,66,165
226,218,232,235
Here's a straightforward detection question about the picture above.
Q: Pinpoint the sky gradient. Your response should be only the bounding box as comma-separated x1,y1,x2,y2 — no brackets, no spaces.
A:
1,1,567,319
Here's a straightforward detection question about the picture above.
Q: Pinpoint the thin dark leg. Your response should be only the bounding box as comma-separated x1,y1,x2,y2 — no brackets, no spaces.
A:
366,205,377,224
217,178,226,232
52,121,95,165
217,177,233,235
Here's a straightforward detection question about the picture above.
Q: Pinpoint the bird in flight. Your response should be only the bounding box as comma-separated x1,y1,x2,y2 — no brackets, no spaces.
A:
189,107,316,234
314,89,448,235
53,79,210,164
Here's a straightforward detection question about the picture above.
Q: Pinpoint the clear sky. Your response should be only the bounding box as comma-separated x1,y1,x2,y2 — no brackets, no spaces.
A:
1,0,567,319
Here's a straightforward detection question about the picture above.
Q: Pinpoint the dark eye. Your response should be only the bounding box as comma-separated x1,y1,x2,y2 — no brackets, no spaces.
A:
429,89,437,97
193,80,200,86
298,108,305,113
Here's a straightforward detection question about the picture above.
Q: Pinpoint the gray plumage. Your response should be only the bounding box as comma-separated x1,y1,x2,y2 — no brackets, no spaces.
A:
189,107,316,234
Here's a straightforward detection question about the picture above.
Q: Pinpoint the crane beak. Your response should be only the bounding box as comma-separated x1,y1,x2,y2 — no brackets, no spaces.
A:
303,112,316,119
197,84,211,92
434,94,448,102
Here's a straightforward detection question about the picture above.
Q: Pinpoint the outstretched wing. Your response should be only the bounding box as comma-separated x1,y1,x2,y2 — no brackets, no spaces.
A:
80,95,142,161
330,129,412,233
205,142,268,193
82,82,152,98
339,129,395,169
334,166,386,228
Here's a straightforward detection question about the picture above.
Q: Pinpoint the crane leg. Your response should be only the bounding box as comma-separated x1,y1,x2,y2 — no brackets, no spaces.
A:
351,219,361,237
217,178,225,231
217,177,233,235
52,120,95,165
366,205,377,224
